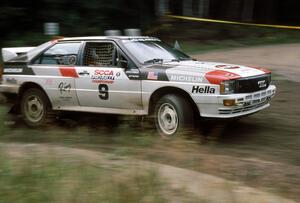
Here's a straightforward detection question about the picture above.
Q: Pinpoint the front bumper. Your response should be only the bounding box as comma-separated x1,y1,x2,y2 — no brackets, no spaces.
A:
194,85,276,118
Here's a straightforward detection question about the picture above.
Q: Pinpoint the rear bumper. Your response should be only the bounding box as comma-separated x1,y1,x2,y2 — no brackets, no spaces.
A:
0,84,19,94
194,85,276,118
0,84,19,105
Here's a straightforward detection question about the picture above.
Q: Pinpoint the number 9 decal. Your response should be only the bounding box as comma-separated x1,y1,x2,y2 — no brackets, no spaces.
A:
98,84,109,100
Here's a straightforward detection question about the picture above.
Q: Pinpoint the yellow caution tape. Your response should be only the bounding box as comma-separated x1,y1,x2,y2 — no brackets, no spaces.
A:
167,15,300,30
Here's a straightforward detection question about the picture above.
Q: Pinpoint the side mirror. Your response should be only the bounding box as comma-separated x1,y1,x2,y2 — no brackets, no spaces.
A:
118,58,128,69
174,40,181,51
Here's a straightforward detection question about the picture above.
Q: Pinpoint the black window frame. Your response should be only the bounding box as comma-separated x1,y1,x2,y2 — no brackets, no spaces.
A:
80,40,137,70
30,41,83,66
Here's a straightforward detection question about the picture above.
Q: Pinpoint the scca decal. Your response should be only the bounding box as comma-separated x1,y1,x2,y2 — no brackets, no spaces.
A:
94,70,113,75
92,69,115,84
192,86,216,94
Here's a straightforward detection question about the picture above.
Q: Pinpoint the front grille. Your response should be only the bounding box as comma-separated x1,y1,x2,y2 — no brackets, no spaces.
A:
219,100,269,115
235,74,271,93
218,88,276,115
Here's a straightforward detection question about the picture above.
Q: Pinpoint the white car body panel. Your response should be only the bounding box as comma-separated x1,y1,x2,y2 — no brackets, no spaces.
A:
0,36,276,119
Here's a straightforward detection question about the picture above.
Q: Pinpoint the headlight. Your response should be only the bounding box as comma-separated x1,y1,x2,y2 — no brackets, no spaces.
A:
220,80,235,94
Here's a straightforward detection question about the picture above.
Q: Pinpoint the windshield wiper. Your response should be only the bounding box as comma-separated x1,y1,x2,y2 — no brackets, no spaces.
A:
178,57,193,61
144,58,163,64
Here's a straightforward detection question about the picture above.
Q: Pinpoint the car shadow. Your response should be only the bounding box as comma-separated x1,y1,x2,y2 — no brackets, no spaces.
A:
197,118,263,145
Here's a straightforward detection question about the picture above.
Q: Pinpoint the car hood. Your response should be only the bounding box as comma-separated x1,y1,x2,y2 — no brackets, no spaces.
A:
162,60,270,84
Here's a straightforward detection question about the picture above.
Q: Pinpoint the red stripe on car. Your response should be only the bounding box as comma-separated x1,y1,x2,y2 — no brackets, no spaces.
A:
205,70,241,84
59,66,78,78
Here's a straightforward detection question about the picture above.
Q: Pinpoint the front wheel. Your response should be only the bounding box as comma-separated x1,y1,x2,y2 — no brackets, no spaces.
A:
154,94,194,137
20,88,51,127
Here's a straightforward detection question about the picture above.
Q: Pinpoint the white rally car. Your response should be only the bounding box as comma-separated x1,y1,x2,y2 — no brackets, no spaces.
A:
0,36,276,136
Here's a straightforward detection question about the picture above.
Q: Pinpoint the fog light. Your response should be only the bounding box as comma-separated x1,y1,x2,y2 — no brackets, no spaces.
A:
223,99,236,106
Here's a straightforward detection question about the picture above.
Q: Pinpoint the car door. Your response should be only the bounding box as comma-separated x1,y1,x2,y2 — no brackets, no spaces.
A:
75,41,143,110
30,42,82,108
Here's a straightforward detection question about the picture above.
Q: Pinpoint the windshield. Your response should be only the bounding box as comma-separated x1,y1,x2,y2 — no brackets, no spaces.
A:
122,40,191,64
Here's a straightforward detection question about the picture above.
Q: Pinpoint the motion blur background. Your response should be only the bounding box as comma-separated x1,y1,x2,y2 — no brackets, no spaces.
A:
0,0,300,48
0,1,300,203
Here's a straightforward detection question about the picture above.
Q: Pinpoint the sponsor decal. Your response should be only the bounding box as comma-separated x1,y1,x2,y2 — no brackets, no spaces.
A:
170,74,203,83
130,38,160,42
192,86,216,94
258,80,267,88
5,78,17,84
125,69,140,79
116,72,121,77
215,64,240,69
58,82,72,101
3,68,23,73
58,82,71,94
147,71,158,80
91,69,115,84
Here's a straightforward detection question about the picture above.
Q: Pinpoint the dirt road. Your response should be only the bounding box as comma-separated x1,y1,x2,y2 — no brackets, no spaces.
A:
0,43,300,202
193,43,300,82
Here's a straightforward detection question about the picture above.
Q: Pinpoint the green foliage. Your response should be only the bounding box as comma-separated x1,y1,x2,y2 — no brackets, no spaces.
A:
0,149,167,203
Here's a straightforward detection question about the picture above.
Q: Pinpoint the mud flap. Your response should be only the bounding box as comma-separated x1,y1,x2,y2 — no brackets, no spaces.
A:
8,104,19,114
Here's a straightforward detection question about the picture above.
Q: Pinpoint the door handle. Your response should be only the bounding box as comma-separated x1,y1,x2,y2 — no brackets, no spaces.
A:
78,70,89,76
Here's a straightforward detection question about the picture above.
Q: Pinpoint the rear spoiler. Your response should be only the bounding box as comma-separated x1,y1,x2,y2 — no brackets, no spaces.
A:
2,47,35,62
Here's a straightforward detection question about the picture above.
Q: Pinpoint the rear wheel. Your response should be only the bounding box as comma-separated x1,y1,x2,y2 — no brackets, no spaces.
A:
20,88,51,127
154,94,194,137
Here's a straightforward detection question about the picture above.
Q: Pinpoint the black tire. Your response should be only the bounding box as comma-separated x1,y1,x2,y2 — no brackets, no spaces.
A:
154,94,194,137
20,88,51,127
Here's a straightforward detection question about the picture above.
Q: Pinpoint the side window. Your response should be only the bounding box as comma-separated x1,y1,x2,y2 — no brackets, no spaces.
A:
33,43,81,65
83,42,115,67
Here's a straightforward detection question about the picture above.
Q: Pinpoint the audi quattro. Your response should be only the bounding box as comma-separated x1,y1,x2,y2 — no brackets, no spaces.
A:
0,36,276,136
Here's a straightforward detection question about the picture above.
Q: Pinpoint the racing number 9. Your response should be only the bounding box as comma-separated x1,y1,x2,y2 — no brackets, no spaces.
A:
98,84,109,100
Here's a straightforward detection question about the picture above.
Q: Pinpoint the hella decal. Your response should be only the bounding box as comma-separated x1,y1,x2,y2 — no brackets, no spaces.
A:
170,74,203,83
192,86,216,94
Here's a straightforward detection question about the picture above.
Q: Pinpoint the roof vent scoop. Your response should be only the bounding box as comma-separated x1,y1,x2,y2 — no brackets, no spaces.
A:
124,29,141,36
104,30,122,36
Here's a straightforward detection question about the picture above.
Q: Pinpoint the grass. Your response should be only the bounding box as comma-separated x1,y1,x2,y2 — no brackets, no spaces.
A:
0,146,169,203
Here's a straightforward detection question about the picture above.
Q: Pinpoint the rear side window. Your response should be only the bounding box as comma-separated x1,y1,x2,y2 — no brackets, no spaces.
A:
33,43,81,65
83,42,115,67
